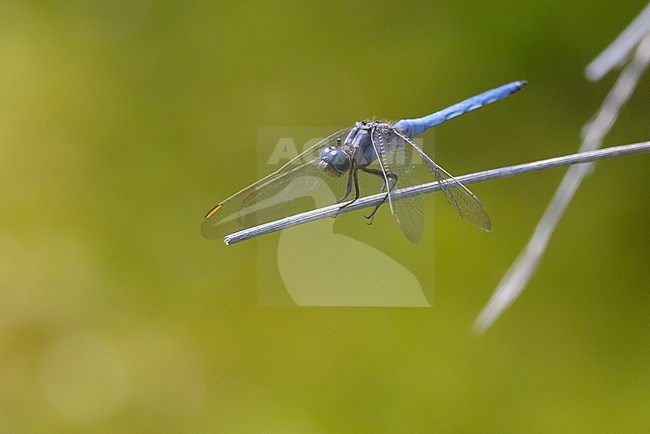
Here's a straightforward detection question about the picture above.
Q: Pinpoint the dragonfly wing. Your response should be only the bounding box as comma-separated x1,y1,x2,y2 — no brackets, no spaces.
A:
370,126,425,243
392,129,492,231
202,128,353,239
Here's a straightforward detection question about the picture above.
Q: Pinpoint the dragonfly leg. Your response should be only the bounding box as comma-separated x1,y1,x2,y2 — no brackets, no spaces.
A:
339,167,360,210
336,165,354,204
360,167,397,223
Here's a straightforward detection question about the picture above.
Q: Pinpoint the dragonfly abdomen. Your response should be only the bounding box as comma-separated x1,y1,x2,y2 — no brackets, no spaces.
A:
394,81,527,137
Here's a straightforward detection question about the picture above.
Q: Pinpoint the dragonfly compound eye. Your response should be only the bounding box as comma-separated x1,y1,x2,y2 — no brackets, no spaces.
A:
319,146,350,177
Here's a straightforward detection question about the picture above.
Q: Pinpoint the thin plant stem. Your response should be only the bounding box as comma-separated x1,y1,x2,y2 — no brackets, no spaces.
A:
585,2,650,81
224,141,650,245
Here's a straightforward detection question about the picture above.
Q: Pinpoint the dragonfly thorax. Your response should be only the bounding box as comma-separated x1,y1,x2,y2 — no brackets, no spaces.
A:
342,121,389,168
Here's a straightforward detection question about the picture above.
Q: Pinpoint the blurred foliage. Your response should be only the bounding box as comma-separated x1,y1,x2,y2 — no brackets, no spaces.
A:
0,0,649,432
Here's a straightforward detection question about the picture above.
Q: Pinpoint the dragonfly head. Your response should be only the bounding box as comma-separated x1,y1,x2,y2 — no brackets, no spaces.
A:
319,146,350,178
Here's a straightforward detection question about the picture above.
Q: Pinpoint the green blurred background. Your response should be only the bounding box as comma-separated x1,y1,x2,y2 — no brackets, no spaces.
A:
1,0,649,432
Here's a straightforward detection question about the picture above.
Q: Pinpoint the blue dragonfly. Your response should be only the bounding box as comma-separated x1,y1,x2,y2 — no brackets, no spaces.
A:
203,81,526,243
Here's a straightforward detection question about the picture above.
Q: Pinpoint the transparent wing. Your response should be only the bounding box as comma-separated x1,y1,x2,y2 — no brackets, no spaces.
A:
370,126,425,243
391,128,492,232
202,128,353,239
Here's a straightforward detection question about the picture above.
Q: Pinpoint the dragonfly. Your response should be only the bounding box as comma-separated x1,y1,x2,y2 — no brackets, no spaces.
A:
203,81,526,243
